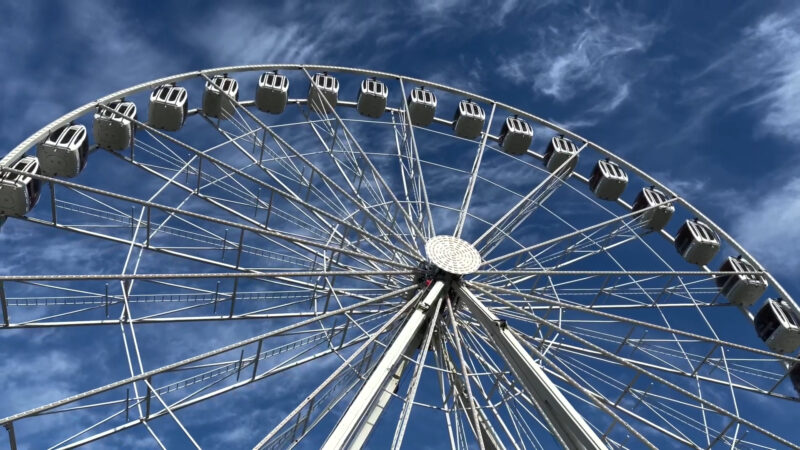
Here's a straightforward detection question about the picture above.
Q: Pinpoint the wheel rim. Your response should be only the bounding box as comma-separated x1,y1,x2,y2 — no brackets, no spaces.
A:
0,65,797,449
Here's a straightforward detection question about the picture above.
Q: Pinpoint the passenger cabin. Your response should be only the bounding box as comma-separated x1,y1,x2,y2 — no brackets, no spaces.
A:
407,87,436,127
631,187,674,231
256,71,289,114
93,100,137,151
716,256,767,307
789,363,800,396
308,72,339,113
203,75,239,120
36,124,89,178
357,78,388,118
453,100,485,139
674,219,720,266
148,84,188,131
499,116,533,155
754,298,800,354
543,136,578,174
0,156,41,217
589,159,628,201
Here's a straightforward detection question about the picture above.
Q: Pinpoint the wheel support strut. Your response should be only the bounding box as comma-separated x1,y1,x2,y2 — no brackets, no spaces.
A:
456,285,606,450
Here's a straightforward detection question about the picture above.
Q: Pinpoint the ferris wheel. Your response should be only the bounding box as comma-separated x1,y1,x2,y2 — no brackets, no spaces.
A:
1,64,799,449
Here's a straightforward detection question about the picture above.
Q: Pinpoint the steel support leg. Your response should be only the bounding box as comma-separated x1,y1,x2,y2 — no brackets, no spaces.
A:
4,422,17,450
437,336,505,450
322,281,445,449
349,352,411,449
456,285,605,450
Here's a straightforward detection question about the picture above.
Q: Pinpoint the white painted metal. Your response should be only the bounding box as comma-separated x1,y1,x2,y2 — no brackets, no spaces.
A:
437,337,505,450
498,115,533,156
202,74,239,119
674,219,721,266
148,84,188,131
322,281,445,449
256,71,289,114
93,100,136,151
588,159,627,201
544,136,578,174
453,100,485,139
1,64,798,450
755,298,800,354
407,87,436,127
36,124,88,178
0,156,41,216
308,72,339,113
426,235,482,275
716,256,767,307
632,187,674,231
456,285,607,450
356,78,388,118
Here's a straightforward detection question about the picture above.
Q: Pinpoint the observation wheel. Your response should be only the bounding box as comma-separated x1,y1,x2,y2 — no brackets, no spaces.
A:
1,65,799,449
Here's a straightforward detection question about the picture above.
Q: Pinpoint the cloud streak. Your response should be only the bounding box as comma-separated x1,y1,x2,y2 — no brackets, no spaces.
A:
733,11,800,143
730,177,800,275
497,4,660,112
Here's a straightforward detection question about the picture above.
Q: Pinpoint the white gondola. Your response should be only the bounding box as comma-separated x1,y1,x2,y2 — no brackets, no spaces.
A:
716,256,767,307
407,87,436,127
631,186,674,230
93,100,137,151
674,219,720,266
589,159,628,201
256,71,289,114
36,124,88,178
357,78,388,118
308,72,339,113
789,363,800,396
754,298,800,354
543,135,578,174
498,116,533,155
453,100,485,139
0,156,41,217
203,75,239,120
148,84,188,131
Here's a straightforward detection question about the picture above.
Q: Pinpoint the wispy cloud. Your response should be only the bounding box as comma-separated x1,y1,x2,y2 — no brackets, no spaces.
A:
674,7,800,146
731,11,800,143
730,177,800,275
181,2,396,69
497,4,660,112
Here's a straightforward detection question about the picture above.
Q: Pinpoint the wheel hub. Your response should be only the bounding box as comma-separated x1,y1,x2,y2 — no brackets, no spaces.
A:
424,235,481,276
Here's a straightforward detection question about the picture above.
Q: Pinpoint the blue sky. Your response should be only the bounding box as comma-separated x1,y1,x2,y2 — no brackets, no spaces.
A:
2,0,800,448
2,0,799,275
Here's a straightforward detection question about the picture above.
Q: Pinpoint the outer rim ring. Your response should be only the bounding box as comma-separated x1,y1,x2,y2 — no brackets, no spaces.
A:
0,63,794,313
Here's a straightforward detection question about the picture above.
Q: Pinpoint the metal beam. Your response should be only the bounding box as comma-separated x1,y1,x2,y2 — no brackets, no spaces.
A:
4,422,17,450
349,351,411,449
0,282,8,327
1,285,415,427
437,337,505,450
322,281,445,449
455,285,605,450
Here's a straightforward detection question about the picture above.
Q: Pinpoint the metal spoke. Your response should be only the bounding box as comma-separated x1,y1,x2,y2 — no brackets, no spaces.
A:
2,65,797,449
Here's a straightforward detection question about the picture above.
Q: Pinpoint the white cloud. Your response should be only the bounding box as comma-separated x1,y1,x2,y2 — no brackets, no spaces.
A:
679,8,800,146
730,177,800,275
182,3,394,69
497,5,659,112
734,12,800,143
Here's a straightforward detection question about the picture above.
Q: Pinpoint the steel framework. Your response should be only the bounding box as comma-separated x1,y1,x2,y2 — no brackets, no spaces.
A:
0,65,798,449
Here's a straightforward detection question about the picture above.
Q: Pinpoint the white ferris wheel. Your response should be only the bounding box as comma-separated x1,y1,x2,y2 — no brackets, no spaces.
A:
0,65,799,449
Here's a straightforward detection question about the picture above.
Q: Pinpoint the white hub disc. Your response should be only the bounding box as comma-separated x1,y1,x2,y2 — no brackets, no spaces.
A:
425,235,481,275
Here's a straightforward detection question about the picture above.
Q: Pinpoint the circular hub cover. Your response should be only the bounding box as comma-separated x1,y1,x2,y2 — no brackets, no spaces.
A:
425,235,481,275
